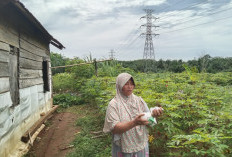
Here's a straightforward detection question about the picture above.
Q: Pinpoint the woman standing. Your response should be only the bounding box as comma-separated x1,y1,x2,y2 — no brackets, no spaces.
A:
103,73,163,157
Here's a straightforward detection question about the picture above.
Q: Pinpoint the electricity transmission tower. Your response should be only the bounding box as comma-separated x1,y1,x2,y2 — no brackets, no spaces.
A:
140,9,159,60
109,49,115,60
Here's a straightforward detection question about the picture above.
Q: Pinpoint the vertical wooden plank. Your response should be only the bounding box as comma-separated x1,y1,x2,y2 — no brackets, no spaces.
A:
9,46,19,106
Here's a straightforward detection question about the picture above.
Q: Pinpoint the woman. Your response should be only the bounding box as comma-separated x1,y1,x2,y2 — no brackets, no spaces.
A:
103,73,163,157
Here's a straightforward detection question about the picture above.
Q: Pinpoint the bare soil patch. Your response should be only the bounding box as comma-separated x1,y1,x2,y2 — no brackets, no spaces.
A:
26,111,79,157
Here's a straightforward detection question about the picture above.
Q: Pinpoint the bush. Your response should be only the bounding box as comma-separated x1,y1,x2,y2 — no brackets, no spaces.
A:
65,58,95,78
53,93,83,108
52,73,77,93
98,60,135,77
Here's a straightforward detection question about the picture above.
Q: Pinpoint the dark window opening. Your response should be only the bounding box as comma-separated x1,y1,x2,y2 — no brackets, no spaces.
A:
42,60,50,92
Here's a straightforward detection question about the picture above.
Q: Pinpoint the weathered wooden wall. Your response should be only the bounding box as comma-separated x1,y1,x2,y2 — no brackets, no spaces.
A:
0,2,53,156
0,3,51,91
0,42,10,94
19,26,51,89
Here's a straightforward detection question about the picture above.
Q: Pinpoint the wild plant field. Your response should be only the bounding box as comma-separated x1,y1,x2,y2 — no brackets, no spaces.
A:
53,71,232,156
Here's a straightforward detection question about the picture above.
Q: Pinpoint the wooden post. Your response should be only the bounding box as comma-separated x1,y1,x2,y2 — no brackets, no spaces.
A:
94,59,98,77
50,59,112,69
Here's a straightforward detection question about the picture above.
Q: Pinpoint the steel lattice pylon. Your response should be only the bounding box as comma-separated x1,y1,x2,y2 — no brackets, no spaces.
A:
143,33,155,59
141,9,159,60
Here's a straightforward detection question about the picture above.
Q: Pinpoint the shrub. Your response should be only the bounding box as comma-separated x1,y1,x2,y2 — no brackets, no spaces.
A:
52,73,77,93
53,93,83,108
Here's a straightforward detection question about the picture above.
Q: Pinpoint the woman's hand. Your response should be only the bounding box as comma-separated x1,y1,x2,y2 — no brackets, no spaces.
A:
133,113,149,126
112,114,149,134
152,107,164,117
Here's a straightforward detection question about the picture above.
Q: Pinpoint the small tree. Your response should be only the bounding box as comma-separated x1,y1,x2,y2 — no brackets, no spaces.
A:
50,52,67,75
65,57,95,78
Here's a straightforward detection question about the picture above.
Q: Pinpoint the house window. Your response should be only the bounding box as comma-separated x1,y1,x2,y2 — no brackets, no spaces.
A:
42,59,50,92
9,45,19,106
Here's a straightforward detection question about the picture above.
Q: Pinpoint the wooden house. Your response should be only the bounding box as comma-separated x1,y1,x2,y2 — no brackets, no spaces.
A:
0,0,64,156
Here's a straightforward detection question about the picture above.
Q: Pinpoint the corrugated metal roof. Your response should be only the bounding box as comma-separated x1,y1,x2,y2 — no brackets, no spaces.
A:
1,0,65,50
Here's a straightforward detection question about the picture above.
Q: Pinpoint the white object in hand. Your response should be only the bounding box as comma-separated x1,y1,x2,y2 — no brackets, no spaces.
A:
151,106,164,111
141,112,157,125
150,106,164,116
141,112,152,120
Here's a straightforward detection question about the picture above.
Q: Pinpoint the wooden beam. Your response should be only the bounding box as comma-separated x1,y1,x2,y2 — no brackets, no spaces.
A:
20,39,49,58
20,31,49,52
51,59,113,69
0,24,19,48
0,41,10,52
0,77,10,94
19,78,43,89
19,57,42,70
19,68,43,79
0,49,9,63
0,62,9,77
21,105,59,143
20,49,43,62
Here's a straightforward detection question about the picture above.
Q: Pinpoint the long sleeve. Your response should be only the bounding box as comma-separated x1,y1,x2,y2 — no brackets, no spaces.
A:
103,100,120,133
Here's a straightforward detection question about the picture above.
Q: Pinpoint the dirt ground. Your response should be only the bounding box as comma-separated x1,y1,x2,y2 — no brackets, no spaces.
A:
26,112,79,157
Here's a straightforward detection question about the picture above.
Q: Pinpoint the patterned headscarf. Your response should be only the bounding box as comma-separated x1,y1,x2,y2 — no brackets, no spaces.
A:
115,73,136,117
103,73,148,153
116,73,134,92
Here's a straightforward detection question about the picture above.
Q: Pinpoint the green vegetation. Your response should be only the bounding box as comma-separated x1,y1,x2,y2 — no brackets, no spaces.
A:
50,52,68,75
51,52,232,75
119,55,232,73
66,105,111,157
52,53,232,156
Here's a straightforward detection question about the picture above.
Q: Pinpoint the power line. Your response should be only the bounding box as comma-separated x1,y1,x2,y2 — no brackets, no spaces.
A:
117,2,232,60
158,5,232,31
119,21,141,44
158,0,186,13
116,19,142,52
119,28,140,48
159,14,232,34
158,1,209,21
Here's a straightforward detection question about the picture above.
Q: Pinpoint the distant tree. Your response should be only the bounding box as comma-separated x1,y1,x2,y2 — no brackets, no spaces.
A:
168,60,185,73
208,57,227,73
224,57,232,72
50,52,67,75
157,59,165,72
187,59,198,68
65,57,95,78
198,54,211,72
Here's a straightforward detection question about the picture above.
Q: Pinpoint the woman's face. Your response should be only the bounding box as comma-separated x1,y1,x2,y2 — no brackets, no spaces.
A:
122,79,134,96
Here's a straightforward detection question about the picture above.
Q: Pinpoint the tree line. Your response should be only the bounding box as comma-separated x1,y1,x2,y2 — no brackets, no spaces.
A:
51,52,232,75
119,54,232,73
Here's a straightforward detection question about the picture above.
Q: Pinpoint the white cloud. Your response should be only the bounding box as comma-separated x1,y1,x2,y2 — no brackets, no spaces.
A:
20,0,232,60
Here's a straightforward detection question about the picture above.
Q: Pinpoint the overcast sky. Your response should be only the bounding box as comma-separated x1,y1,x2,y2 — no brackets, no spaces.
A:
20,0,232,61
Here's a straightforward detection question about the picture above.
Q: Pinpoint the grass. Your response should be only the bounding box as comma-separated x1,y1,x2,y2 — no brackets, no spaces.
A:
66,104,111,157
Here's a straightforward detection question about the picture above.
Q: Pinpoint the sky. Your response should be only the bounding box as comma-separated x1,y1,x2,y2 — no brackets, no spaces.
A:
20,0,232,61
